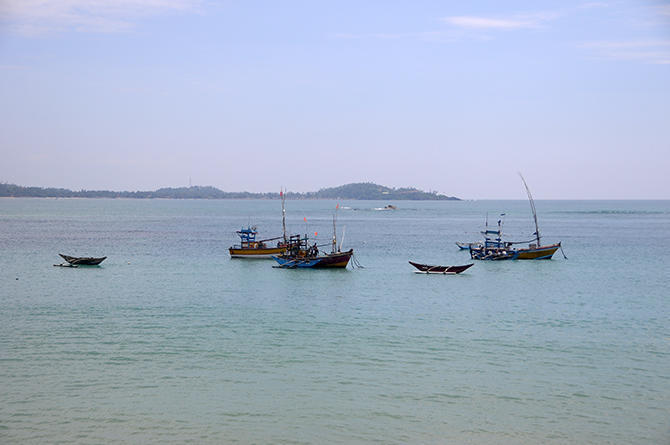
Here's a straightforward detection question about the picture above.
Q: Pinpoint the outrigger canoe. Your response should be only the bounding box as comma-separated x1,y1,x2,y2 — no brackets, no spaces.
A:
58,254,106,265
409,261,473,274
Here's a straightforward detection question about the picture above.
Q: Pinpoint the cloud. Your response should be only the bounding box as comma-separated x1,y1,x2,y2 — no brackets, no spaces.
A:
332,31,453,43
0,0,203,35
578,2,610,9
441,12,559,30
580,40,670,64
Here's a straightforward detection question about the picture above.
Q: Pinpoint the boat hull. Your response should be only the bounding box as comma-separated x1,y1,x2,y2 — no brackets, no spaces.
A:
469,243,560,260
229,246,287,259
514,243,560,260
272,250,353,268
409,261,473,274
59,254,106,265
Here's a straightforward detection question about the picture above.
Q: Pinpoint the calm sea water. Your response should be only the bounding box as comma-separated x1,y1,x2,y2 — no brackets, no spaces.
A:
1,198,668,444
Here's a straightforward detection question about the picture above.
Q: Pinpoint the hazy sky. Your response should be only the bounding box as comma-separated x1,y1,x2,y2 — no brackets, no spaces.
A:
1,1,668,199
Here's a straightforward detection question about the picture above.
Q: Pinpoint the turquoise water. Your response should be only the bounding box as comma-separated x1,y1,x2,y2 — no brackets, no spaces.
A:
1,198,668,444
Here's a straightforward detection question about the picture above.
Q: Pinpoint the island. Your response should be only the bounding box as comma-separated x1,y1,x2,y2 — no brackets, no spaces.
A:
0,182,459,200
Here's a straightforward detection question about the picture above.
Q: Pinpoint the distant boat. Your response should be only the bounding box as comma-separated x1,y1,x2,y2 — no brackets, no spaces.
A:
469,174,562,260
384,204,397,210
409,261,473,274
229,189,291,259
58,254,106,265
272,205,353,269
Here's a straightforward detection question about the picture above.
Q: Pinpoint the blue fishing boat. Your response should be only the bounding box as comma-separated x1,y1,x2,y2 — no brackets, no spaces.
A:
272,234,353,268
272,205,353,269
469,174,562,260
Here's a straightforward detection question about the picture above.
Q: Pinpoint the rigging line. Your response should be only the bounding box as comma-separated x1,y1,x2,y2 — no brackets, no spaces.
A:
519,172,541,245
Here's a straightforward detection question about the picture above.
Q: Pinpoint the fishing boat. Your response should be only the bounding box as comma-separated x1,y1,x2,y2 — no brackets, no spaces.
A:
228,227,287,258
58,254,106,265
469,174,562,261
409,261,473,274
272,205,353,269
228,189,290,259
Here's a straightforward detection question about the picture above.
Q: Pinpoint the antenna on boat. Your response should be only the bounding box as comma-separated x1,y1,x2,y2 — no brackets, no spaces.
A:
519,172,541,246
280,187,287,243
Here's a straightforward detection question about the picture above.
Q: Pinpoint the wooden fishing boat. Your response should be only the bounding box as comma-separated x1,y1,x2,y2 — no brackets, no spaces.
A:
59,254,106,265
272,234,353,268
469,174,562,261
409,261,473,274
272,205,353,269
229,189,291,259
228,226,287,258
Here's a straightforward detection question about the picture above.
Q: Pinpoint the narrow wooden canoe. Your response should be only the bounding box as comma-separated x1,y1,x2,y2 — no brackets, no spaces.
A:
59,254,106,265
409,261,473,274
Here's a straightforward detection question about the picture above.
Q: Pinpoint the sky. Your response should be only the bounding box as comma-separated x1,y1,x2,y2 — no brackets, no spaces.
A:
0,0,669,199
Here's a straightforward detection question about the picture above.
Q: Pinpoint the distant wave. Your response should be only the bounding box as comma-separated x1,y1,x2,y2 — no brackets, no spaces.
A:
552,210,666,215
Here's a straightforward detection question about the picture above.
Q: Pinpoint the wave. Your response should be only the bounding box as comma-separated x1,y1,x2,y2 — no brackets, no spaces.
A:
552,210,666,215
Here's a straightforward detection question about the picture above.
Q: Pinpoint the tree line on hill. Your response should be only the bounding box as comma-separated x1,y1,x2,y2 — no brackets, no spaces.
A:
0,182,459,200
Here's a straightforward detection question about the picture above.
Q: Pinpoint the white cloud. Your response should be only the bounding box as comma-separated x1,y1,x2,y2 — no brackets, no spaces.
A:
580,40,670,64
578,2,610,9
0,0,203,35
441,12,559,30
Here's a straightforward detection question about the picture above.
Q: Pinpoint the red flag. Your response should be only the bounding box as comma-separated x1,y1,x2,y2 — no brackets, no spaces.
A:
280,190,283,197
314,232,318,236
336,203,339,209
304,217,307,222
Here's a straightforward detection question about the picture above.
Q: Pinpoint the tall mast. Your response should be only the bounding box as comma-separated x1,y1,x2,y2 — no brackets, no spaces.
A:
519,173,541,246
332,204,338,253
281,188,287,243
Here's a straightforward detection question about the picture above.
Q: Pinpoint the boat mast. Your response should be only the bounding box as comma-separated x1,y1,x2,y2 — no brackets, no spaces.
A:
281,188,287,243
332,204,338,253
519,173,541,246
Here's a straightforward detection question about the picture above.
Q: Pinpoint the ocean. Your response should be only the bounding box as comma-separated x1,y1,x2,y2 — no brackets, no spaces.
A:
1,198,668,444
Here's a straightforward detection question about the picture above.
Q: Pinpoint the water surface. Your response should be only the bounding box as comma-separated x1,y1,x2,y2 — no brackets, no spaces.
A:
1,198,668,444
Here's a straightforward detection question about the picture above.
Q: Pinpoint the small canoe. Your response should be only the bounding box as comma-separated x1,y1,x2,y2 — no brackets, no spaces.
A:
409,261,473,274
59,254,106,265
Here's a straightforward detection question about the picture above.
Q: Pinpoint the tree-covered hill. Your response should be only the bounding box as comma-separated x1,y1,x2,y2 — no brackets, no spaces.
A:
307,183,458,200
0,182,459,200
